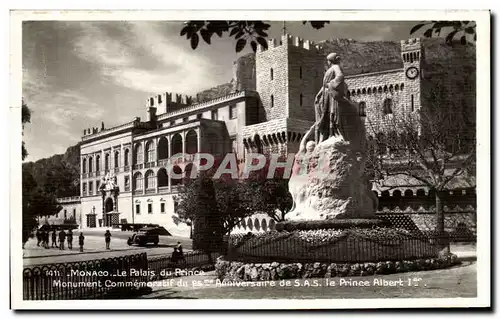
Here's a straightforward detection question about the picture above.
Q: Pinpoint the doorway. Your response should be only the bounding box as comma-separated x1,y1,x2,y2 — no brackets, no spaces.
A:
105,197,114,227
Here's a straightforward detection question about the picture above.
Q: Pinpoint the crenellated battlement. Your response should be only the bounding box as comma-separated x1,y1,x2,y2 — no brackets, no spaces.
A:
146,92,194,108
257,34,317,53
145,92,194,116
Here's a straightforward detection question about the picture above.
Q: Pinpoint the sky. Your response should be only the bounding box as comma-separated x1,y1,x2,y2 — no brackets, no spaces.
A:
22,20,422,162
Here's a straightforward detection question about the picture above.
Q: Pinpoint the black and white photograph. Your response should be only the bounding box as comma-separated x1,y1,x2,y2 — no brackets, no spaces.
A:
10,9,490,309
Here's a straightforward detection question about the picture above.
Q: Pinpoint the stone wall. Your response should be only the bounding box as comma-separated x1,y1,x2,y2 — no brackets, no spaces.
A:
287,45,324,122
216,254,459,282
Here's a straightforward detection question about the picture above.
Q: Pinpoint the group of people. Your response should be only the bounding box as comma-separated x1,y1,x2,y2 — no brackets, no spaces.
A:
36,229,85,252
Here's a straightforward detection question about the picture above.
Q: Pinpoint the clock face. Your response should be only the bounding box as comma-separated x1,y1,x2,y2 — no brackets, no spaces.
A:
406,66,419,80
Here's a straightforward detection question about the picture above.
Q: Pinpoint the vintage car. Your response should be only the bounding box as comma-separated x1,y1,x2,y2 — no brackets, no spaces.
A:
127,227,161,246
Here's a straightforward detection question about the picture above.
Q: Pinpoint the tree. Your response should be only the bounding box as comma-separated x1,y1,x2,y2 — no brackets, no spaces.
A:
22,166,62,247
411,21,476,46
246,157,293,222
366,82,475,253
176,171,255,260
22,100,31,160
180,21,329,52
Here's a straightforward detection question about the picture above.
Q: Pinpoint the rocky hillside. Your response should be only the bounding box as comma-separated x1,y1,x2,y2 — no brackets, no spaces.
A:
23,143,81,197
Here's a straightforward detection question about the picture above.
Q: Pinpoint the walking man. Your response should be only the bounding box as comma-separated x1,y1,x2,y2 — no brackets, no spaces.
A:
104,230,111,250
67,229,73,250
51,229,58,248
43,230,49,249
58,229,66,250
79,232,85,252
36,229,41,247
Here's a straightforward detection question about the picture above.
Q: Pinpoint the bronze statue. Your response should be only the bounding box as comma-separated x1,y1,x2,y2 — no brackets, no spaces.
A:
314,53,351,144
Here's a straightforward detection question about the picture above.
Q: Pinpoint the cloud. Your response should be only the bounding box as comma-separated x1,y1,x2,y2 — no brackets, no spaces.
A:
69,21,221,96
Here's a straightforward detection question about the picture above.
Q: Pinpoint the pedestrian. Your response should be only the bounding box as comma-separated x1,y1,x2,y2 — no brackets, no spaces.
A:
176,242,183,256
104,230,111,250
43,230,49,249
79,233,85,252
36,229,41,247
171,247,180,264
58,229,66,250
67,229,73,250
51,229,58,248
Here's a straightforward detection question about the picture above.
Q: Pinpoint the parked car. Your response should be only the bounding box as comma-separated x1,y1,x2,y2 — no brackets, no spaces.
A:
127,227,161,246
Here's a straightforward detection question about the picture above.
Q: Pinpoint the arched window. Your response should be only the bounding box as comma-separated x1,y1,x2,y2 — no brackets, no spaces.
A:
134,144,143,164
157,137,169,160
133,172,143,190
359,101,366,117
185,130,198,154
261,219,267,231
145,141,155,163
171,166,183,186
82,158,87,174
254,218,260,231
114,151,120,168
157,168,169,187
145,170,155,189
171,134,183,156
383,98,393,115
96,155,100,172
270,95,274,108
124,149,129,167
88,157,93,173
105,153,110,171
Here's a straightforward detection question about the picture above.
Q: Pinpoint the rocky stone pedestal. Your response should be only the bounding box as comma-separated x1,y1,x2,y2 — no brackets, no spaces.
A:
288,135,378,221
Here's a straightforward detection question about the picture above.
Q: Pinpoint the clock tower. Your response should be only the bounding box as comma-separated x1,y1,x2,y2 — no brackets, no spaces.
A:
401,38,424,114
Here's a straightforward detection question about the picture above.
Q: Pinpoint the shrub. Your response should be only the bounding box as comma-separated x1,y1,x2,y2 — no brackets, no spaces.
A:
275,219,390,232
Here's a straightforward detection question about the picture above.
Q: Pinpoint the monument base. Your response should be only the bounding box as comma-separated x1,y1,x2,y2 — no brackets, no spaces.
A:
288,135,378,221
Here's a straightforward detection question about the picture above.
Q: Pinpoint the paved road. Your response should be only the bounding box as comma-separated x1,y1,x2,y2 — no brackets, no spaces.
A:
23,230,193,267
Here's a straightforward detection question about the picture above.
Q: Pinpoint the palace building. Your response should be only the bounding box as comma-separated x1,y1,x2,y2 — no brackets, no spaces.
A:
70,34,475,236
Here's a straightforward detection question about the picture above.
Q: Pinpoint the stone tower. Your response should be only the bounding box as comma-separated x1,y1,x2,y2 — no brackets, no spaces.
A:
256,34,324,122
401,38,424,114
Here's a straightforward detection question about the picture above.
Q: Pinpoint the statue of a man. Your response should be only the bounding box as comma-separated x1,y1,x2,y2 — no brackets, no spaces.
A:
314,52,350,144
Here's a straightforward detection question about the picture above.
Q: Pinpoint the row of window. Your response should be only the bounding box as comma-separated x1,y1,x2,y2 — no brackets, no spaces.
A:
83,151,130,174
83,106,238,174
356,95,415,117
270,66,303,81
135,202,167,215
